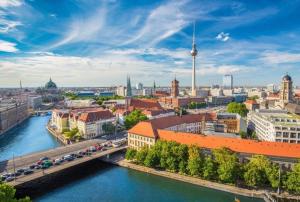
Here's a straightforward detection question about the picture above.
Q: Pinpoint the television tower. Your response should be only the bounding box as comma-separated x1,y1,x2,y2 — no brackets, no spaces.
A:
190,22,198,97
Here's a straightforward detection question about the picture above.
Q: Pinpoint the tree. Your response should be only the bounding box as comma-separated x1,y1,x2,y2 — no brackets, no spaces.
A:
227,102,248,117
187,145,203,176
125,148,137,160
102,122,115,134
239,131,247,139
243,155,270,187
284,161,300,194
135,147,148,165
144,148,159,168
124,110,148,129
63,128,79,140
202,156,217,180
213,148,240,183
177,144,189,174
0,182,31,202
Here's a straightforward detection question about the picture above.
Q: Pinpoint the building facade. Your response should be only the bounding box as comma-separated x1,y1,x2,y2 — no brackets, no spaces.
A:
171,78,179,98
0,102,29,135
247,109,300,144
223,74,233,89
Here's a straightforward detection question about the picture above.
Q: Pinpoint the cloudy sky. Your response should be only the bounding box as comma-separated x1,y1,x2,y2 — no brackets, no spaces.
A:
1,0,300,87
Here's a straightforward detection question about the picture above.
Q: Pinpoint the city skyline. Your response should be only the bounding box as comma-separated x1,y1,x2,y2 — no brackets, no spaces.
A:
1,0,300,87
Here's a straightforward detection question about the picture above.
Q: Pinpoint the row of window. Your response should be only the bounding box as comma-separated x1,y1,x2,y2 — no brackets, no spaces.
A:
276,132,300,139
276,139,300,144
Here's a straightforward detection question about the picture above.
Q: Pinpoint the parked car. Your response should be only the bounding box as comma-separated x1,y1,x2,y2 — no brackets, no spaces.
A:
5,176,15,182
16,168,25,174
40,157,49,161
88,146,96,152
64,154,74,161
23,169,33,175
42,160,53,167
54,159,62,165
35,165,42,169
30,164,37,169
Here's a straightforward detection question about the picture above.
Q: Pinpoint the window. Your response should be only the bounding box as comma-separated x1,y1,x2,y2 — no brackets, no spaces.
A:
283,132,289,138
290,133,296,138
290,140,296,143
283,139,288,143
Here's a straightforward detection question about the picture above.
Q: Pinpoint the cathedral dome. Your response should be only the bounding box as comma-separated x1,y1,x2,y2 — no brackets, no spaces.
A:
282,74,292,81
45,78,57,89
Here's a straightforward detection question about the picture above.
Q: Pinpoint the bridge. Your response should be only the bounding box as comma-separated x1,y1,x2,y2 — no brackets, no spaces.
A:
0,139,127,187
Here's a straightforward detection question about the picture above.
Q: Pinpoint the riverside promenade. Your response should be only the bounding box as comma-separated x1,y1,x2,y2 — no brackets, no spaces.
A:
102,157,299,202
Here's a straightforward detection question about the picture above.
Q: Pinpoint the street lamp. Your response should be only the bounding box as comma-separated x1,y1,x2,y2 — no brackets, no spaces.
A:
277,163,282,195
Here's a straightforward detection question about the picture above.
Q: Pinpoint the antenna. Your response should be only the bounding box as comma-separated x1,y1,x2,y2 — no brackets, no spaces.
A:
193,21,195,45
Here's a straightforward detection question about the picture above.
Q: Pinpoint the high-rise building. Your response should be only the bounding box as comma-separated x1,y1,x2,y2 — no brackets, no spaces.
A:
190,23,198,97
171,78,179,98
136,83,143,90
126,76,132,97
280,74,293,107
223,74,233,89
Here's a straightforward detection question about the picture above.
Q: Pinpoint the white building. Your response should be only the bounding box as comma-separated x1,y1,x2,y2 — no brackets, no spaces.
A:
247,109,300,144
223,74,233,89
136,83,143,90
27,96,42,110
77,110,115,139
116,86,126,97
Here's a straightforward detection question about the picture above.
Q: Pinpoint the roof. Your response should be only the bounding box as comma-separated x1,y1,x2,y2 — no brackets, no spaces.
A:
244,99,257,105
158,130,300,159
130,98,162,110
128,113,217,138
78,110,114,122
285,103,300,114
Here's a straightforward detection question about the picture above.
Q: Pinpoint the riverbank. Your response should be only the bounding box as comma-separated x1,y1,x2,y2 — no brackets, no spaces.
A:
103,157,300,202
0,114,30,136
46,124,67,145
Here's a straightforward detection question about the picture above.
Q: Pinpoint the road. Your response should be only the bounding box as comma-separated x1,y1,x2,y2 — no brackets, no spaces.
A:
6,145,127,187
0,139,106,173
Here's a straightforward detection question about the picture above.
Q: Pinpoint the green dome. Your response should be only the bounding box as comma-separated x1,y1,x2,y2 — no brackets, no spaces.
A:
45,78,57,89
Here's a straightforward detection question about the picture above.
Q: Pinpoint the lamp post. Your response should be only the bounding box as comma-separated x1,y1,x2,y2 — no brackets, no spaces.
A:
277,164,281,195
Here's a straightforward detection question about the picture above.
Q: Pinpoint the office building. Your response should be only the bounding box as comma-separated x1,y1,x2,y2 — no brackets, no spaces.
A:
223,74,233,89
247,109,300,144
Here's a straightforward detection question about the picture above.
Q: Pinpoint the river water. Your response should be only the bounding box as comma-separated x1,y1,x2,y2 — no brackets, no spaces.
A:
0,116,262,202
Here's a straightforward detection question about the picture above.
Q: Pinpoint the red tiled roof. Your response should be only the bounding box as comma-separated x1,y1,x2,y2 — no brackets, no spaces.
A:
244,99,257,104
130,98,163,110
158,130,300,159
128,113,216,138
78,110,114,122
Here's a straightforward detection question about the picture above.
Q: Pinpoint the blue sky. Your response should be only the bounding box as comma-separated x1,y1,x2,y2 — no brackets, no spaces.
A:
1,0,300,87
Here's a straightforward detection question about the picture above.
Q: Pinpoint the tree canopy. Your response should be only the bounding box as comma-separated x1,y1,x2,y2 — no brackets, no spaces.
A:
124,110,148,129
227,102,248,117
0,182,31,202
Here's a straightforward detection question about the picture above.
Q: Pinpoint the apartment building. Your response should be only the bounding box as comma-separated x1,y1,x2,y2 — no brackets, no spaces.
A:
247,109,300,143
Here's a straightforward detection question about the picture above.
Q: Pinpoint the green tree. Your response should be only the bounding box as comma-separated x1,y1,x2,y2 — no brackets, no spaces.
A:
202,156,217,180
124,110,148,129
63,127,79,140
102,122,115,134
144,148,159,168
213,148,240,183
0,182,31,202
187,145,203,176
284,161,300,194
243,155,270,187
239,131,247,139
125,148,137,160
135,147,148,165
227,102,248,117
248,95,259,101
177,144,189,174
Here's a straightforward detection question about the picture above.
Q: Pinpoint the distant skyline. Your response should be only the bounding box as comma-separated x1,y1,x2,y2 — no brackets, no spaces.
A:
1,0,300,87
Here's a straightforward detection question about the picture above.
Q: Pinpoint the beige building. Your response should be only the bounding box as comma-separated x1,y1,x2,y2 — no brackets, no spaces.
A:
77,110,115,139
51,109,69,133
0,102,29,135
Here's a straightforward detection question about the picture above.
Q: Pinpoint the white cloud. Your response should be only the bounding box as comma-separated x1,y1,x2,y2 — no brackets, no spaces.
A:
0,40,18,52
50,6,107,48
0,18,22,33
216,32,230,42
260,51,300,64
0,0,22,8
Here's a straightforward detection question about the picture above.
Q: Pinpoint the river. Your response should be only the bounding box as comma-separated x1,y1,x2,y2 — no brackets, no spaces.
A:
0,116,263,202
